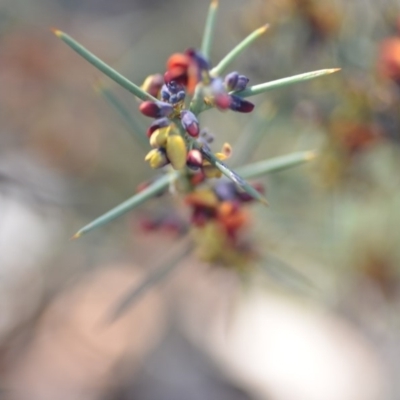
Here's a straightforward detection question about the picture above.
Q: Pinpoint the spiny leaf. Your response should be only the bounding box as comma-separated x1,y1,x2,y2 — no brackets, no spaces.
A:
104,238,193,324
201,0,219,60
71,171,179,239
236,150,317,179
200,145,269,205
211,24,269,76
94,82,149,150
52,29,157,102
234,69,341,98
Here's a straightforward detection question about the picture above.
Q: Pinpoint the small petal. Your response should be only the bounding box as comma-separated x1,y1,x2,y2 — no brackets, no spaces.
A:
145,148,169,169
229,95,254,113
221,142,232,158
149,127,170,148
139,101,174,118
147,117,170,137
166,134,187,170
181,110,200,137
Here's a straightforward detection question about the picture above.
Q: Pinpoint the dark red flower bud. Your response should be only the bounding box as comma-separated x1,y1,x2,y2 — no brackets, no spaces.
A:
139,101,174,118
229,95,254,113
181,110,200,137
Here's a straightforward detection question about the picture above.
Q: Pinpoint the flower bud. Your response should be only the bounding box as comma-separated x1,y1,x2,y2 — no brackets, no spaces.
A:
210,78,232,110
176,90,186,102
166,134,187,170
139,101,174,118
224,71,239,90
160,85,171,102
144,148,169,169
140,74,164,97
186,149,203,169
235,75,250,91
147,117,170,138
180,110,200,137
229,95,254,113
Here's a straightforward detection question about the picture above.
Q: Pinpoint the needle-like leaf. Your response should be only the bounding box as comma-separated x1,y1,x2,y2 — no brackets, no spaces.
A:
236,150,317,179
201,0,219,60
94,82,149,150
71,171,179,239
52,29,157,102
234,69,341,98
201,145,269,205
211,24,269,76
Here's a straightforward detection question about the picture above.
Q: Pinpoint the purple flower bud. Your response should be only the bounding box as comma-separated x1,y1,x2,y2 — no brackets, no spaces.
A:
161,85,171,101
147,117,170,137
213,180,237,201
229,95,254,113
180,110,200,137
224,71,239,90
235,75,250,91
139,101,174,118
186,149,203,169
176,91,186,102
211,78,232,110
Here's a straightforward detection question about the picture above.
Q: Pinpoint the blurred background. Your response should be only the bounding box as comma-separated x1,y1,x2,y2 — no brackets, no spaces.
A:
0,0,400,399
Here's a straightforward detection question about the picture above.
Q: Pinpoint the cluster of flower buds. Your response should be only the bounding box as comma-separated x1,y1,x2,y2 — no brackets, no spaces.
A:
138,48,255,173
185,180,264,240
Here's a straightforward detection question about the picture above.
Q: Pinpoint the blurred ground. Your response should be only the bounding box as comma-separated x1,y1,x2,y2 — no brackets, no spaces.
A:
0,0,400,399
